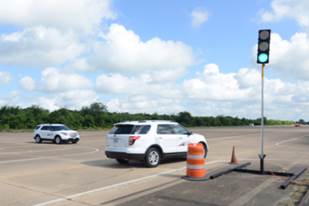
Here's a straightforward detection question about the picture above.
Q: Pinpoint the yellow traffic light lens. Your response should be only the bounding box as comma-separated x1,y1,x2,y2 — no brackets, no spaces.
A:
259,42,269,51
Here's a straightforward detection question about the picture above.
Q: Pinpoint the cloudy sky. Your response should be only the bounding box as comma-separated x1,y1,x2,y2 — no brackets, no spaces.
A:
0,0,309,120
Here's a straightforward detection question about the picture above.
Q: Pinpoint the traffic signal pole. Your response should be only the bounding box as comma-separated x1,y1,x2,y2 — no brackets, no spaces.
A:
198,29,307,189
259,63,266,174
256,29,270,174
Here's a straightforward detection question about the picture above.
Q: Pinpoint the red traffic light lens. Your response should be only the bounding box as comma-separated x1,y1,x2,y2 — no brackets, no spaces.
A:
259,30,270,40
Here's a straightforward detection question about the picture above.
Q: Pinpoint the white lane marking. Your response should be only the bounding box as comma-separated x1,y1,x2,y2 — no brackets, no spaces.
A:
0,157,45,164
0,147,78,155
275,137,303,146
32,160,225,206
61,148,100,157
208,133,259,142
0,145,99,155
0,146,100,164
0,144,28,150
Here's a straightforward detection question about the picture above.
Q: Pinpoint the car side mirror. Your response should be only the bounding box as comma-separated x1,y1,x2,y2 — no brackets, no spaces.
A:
187,131,192,135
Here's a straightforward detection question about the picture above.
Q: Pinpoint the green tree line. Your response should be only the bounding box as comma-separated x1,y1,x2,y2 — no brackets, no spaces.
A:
0,102,294,130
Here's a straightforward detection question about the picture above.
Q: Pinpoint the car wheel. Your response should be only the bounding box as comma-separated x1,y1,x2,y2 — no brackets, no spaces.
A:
116,158,129,164
145,147,161,168
35,135,42,143
54,136,62,144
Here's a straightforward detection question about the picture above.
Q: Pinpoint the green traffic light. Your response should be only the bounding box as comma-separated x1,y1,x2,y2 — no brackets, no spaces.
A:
258,53,268,63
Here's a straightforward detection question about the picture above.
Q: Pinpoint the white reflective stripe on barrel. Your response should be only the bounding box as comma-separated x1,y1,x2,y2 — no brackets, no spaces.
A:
187,164,206,170
187,154,204,159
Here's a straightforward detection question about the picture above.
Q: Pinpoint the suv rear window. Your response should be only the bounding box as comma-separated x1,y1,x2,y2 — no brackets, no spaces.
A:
110,124,151,135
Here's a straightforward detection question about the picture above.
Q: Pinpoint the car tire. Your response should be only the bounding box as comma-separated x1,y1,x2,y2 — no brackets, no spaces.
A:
145,147,161,168
35,135,42,143
116,158,129,164
71,139,79,144
54,136,62,144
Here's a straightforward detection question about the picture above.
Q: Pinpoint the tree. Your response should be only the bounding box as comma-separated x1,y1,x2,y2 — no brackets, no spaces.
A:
176,112,193,126
0,103,294,130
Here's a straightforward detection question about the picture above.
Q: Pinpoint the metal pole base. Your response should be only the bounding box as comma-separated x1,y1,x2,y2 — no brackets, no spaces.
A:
235,166,307,190
258,154,266,174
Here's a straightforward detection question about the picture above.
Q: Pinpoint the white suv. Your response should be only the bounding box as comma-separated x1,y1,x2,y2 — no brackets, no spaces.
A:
105,120,208,167
34,124,80,144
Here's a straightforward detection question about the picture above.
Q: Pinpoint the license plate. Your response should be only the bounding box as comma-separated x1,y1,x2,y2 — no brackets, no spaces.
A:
113,138,119,143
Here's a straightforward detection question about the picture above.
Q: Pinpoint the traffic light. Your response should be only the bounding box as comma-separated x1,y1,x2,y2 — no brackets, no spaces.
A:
257,29,271,64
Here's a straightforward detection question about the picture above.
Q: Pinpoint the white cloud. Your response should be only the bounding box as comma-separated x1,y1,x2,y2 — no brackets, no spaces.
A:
0,0,117,69
96,72,184,114
95,64,306,119
70,58,94,71
261,0,309,28
235,68,260,89
106,96,184,114
183,64,253,101
0,71,11,84
258,33,309,80
95,64,296,118
181,63,309,119
37,97,59,111
0,90,20,107
0,0,115,32
184,64,283,105
0,26,84,67
20,76,35,91
96,73,137,93
41,67,91,92
92,24,194,81
96,73,182,99
38,89,98,111
191,8,209,28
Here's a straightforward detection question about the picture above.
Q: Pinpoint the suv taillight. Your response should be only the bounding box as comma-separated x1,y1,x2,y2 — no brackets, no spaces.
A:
129,136,140,145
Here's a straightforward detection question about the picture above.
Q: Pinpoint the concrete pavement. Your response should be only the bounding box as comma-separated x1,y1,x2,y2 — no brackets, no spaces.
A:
0,126,308,206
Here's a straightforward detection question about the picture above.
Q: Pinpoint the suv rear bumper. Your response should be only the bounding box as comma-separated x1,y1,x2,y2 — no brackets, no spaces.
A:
105,151,145,161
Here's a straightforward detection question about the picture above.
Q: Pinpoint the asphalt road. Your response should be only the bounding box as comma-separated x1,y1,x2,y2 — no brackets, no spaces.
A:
0,126,308,206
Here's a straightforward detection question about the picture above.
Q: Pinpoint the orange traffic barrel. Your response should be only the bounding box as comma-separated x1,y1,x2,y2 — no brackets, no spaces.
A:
186,143,206,178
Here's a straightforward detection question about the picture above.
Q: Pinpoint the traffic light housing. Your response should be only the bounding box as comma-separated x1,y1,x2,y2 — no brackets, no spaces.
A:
257,29,271,64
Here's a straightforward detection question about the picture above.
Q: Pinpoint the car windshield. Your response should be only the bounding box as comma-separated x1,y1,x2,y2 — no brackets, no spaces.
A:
109,124,150,135
34,125,41,130
51,126,70,131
